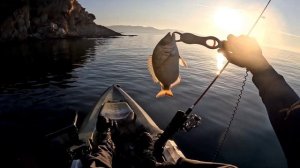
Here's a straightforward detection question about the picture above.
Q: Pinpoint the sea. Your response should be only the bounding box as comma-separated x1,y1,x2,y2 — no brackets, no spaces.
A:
0,33,299,168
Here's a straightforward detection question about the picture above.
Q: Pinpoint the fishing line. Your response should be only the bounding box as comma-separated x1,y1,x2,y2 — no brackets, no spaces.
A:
185,1,271,114
177,0,271,160
212,0,272,161
154,0,271,160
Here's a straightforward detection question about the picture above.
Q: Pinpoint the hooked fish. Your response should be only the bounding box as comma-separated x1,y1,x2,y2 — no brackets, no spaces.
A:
148,32,187,98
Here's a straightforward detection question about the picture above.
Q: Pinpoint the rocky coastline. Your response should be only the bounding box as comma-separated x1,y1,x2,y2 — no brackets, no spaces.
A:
0,0,121,41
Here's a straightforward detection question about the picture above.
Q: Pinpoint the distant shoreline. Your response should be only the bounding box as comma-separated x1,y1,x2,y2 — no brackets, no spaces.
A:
106,25,179,34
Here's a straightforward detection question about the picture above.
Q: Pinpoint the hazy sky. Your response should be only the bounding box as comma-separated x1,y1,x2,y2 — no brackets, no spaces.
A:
78,0,300,52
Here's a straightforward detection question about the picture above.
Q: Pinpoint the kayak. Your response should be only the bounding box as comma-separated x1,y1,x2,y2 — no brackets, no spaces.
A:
71,84,185,167
46,84,235,168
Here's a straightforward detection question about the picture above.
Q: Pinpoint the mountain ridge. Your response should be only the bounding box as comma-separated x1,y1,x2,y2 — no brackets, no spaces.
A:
107,25,179,34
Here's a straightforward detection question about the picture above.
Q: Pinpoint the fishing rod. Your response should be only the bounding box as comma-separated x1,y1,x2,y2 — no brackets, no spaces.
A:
180,0,272,115
154,0,272,161
212,0,272,161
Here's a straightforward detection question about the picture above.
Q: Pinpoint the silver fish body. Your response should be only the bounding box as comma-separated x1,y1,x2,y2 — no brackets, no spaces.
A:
148,32,187,98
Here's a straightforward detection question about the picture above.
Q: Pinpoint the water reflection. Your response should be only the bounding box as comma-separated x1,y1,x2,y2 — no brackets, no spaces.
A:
0,35,294,168
0,39,99,167
0,39,96,88
216,53,226,74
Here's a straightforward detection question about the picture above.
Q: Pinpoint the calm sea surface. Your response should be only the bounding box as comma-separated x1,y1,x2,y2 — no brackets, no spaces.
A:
0,34,299,168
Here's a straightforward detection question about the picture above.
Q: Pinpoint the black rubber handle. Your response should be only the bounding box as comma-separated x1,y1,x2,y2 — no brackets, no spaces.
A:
173,32,222,49
154,110,187,161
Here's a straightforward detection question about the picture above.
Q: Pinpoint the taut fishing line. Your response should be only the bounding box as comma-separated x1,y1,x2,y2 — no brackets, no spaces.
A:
212,0,272,161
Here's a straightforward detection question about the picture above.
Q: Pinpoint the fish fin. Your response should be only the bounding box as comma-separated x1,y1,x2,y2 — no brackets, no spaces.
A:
170,75,181,88
156,89,173,98
147,55,159,83
179,56,188,67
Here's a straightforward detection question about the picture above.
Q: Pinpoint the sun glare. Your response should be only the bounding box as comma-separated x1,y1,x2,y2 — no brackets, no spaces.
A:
216,53,226,74
214,7,247,35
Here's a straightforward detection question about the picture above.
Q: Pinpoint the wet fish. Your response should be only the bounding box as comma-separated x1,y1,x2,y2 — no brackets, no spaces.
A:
148,32,187,98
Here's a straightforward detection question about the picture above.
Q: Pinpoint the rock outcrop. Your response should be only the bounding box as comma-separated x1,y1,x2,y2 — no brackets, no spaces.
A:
0,0,121,41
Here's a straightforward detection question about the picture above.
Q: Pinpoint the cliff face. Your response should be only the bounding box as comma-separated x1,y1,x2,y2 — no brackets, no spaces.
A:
0,0,121,41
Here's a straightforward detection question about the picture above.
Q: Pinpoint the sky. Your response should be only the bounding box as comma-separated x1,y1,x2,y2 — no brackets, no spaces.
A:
78,0,300,53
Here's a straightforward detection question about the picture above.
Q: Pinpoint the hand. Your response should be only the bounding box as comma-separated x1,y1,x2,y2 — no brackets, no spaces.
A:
219,34,270,73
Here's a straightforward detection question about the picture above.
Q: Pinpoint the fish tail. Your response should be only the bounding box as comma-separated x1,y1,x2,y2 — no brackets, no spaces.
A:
156,89,173,98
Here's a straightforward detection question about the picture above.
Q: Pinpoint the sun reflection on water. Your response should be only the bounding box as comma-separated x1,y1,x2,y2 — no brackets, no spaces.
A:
216,53,226,74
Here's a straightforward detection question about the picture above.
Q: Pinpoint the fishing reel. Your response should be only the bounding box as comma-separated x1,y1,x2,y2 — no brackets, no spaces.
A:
181,114,201,132
154,110,202,161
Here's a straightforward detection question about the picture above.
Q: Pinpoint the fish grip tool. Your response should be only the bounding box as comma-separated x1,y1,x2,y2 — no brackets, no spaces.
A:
173,32,222,49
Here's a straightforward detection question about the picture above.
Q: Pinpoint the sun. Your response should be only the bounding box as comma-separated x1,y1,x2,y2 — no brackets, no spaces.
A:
214,7,247,35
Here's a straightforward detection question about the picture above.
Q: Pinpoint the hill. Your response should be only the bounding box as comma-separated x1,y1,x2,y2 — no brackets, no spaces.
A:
107,25,178,34
0,0,121,41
